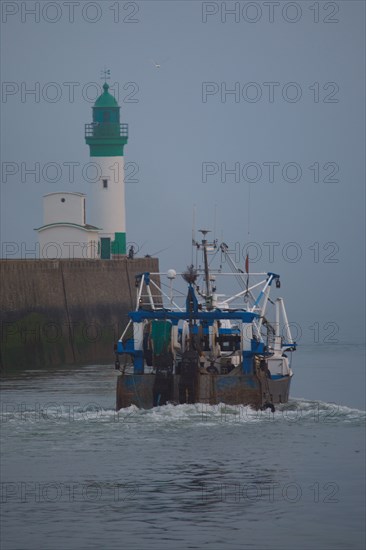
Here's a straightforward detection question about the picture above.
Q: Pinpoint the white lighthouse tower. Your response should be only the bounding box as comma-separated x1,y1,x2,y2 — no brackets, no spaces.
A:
85,73,128,259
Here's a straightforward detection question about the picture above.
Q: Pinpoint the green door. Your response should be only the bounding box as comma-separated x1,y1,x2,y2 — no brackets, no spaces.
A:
100,238,111,259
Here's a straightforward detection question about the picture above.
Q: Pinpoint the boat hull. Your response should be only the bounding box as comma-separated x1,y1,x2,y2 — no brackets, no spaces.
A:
116,371,292,410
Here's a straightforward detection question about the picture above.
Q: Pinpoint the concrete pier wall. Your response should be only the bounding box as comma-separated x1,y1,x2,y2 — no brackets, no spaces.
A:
0,258,159,369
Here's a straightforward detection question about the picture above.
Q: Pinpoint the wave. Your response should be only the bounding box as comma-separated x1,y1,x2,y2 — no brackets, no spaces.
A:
275,398,366,424
113,399,366,426
1,399,364,427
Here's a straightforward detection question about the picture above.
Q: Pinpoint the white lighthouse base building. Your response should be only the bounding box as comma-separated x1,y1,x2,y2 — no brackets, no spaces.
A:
35,193,100,260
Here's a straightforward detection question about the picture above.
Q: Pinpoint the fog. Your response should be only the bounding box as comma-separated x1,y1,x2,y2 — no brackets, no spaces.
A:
1,1,365,343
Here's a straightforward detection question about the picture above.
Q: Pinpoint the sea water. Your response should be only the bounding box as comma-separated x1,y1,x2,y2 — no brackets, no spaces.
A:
1,344,365,550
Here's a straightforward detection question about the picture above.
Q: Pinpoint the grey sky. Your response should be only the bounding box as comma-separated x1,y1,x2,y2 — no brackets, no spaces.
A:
1,1,365,343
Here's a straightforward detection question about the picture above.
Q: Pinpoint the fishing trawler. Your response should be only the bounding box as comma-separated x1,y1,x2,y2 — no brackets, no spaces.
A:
114,231,296,411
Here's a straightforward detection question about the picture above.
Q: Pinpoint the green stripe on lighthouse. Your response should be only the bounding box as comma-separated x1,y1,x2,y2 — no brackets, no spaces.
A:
112,233,126,256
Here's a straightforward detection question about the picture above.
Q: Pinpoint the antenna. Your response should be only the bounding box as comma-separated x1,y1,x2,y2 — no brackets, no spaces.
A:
247,183,251,236
192,205,196,243
213,204,217,242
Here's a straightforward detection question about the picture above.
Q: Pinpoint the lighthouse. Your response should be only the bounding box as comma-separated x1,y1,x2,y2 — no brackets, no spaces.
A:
85,75,128,259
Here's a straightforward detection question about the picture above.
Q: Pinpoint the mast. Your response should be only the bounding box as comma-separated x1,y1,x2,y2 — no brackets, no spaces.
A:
197,229,216,310
200,230,211,298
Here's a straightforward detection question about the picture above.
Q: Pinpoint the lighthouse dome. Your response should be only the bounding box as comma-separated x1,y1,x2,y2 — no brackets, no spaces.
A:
94,82,119,107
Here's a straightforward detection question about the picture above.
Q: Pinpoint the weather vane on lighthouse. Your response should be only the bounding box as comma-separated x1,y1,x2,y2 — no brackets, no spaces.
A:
101,67,111,81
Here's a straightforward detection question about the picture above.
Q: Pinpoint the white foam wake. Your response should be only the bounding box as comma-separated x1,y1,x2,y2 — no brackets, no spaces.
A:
1,399,365,426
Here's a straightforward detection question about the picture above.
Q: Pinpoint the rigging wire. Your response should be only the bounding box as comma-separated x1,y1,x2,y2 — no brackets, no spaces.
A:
247,183,251,237
191,204,196,266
